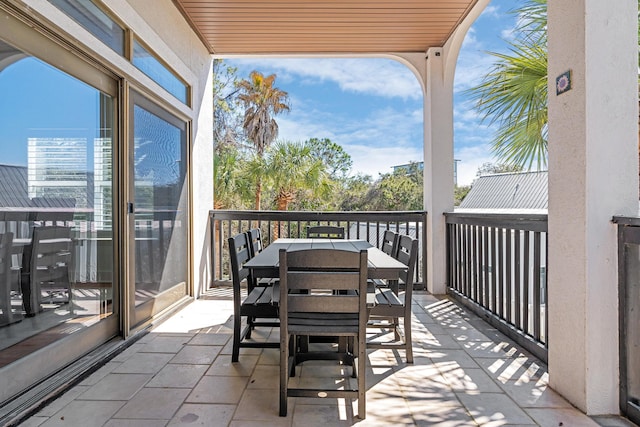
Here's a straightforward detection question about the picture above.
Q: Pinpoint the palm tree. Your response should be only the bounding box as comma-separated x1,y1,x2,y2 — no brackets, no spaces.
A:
262,141,331,237
214,144,252,209
237,71,290,209
466,0,548,170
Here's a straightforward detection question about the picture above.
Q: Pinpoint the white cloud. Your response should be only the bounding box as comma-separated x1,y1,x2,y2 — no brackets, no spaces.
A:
461,27,479,49
347,144,422,178
454,47,501,92
230,58,422,100
274,102,423,178
501,27,517,41
480,5,500,19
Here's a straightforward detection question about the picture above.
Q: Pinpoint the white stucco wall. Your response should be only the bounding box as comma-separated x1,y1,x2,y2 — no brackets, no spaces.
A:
547,0,638,414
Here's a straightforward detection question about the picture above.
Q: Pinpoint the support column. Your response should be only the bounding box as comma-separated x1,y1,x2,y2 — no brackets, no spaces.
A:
396,0,488,295
424,47,453,295
547,0,638,414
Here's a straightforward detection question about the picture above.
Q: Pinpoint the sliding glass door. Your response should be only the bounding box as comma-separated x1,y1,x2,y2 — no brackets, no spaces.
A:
129,92,188,327
0,10,119,404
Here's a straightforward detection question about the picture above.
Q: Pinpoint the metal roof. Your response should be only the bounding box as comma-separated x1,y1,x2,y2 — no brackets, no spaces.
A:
0,164,30,207
0,164,81,209
458,171,548,211
173,0,480,55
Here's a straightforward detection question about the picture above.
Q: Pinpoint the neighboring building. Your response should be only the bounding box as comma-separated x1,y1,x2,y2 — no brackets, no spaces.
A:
27,137,89,208
458,170,548,213
94,137,112,230
392,160,461,186
392,161,424,173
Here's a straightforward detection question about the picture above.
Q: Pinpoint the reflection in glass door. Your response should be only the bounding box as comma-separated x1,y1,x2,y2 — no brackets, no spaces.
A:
130,92,188,326
0,31,118,404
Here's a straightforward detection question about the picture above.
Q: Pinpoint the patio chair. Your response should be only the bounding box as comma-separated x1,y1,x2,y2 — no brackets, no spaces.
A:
28,226,73,311
278,247,367,419
246,227,265,258
0,232,14,326
367,234,417,363
370,229,399,287
246,228,276,287
228,232,279,362
306,225,345,239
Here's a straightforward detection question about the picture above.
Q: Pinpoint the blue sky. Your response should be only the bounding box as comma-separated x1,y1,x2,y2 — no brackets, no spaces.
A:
226,0,520,186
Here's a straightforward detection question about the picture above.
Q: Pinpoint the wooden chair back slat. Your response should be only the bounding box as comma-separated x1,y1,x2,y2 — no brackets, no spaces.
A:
381,229,398,257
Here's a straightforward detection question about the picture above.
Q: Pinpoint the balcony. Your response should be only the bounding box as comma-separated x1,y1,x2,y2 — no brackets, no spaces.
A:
5,208,637,425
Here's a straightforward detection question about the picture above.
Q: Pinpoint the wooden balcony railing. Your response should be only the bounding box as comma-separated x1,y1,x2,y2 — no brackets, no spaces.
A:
209,210,427,287
445,212,548,362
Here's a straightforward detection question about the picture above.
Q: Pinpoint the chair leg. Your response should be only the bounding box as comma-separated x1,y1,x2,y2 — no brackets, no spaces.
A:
357,333,366,419
405,310,413,364
393,316,401,341
280,333,289,416
351,337,357,378
290,334,297,377
232,314,241,363
246,316,254,339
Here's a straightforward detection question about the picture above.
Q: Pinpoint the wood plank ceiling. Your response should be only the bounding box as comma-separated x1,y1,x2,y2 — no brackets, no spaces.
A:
173,0,479,55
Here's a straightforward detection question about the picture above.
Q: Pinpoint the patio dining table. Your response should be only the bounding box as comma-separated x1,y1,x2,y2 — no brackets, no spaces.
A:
243,238,408,283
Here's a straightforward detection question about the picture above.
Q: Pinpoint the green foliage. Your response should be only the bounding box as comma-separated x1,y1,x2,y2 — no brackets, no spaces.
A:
454,185,471,207
359,162,423,211
336,174,374,211
213,59,242,147
476,162,524,177
213,144,252,209
263,141,332,211
304,137,353,179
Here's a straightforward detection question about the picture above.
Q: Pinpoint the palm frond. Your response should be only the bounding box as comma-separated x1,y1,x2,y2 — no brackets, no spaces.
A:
464,5,548,170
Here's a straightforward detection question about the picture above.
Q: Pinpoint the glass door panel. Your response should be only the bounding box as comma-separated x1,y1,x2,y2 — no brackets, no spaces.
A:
130,92,188,326
0,34,117,404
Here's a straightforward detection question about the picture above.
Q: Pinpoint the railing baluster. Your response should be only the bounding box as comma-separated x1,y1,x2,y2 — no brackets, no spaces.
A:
497,227,504,318
514,230,521,329
465,223,471,297
491,226,497,313
473,225,480,303
483,225,490,308
523,230,530,335
533,231,541,341
506,228,512,323
451,224,458,291
458,223,463,293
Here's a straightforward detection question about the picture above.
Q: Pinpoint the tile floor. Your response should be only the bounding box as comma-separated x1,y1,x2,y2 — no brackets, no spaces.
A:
18,289,638,427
